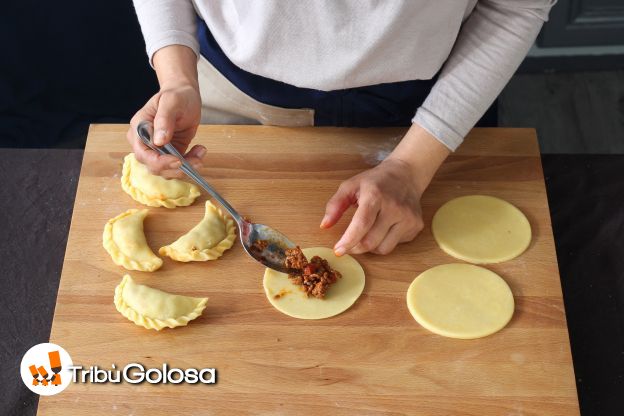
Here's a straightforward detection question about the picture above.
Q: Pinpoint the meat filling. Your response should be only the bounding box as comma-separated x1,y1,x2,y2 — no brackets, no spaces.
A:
251,239,269,252
284,247,342,299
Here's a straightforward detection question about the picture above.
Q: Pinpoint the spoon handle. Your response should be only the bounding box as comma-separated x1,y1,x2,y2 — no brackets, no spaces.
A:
136,121,243,224
177,156,243,223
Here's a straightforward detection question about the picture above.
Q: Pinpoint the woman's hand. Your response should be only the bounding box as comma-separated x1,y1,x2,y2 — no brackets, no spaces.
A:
322,158,424,255
126,45,204,178
321,123,450,255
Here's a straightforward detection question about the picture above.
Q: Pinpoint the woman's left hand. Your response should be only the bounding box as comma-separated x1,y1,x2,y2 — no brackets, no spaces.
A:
321,158,424,255
321,123,450,255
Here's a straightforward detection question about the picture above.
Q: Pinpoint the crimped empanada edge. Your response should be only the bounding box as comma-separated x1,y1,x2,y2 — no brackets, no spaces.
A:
121,153,200,209
114,275,208,331
102,209,163,272
159,201,237,262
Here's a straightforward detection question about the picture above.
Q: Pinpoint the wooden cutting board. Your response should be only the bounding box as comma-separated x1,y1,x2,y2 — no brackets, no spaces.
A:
39,125,579,415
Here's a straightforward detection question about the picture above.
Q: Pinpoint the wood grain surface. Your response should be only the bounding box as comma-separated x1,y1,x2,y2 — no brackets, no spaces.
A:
38,125,579,415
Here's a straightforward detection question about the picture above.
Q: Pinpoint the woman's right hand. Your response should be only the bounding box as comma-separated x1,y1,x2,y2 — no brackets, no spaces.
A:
126,45,205,178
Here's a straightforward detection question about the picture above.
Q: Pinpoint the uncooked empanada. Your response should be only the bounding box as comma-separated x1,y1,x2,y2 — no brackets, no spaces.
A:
103,209,163,272
121,153,200,208
159,201,236,262
114,275,207,330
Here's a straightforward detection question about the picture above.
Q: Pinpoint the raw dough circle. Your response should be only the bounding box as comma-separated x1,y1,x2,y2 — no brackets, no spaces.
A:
432,195,531,264
263,247,365,320
406,264,514,339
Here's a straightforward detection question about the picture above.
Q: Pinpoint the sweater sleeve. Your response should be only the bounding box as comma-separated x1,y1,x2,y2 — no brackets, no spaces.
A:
132,0,199,66
412,0,555,151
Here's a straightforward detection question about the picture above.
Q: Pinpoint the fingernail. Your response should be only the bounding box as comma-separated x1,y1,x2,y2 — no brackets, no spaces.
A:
169,160,181,169
197,147,207,159
334,246,346,257
320,215,330,228
154,129,167,145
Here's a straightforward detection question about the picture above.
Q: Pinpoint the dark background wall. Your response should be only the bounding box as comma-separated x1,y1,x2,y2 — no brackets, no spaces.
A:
0,0,158,148
539,0,624,48
500,0,624,154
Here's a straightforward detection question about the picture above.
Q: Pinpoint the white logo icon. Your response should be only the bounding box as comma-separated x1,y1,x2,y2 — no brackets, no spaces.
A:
20,343,73,396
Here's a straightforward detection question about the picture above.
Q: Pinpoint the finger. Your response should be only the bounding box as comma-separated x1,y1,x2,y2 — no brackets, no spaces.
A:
183,144,207,167
371,223,405,255
153,93,179,146
127,95,158,146
159,168,186,179
373,216,424,255
333,194,381,256
127,108,149,148
350,213,398,254
321,182,357,229
159,158,203,179
130,132,180,174
169,122,200,153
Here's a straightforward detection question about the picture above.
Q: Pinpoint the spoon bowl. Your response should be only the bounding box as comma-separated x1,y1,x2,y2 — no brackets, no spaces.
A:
240,222,296,273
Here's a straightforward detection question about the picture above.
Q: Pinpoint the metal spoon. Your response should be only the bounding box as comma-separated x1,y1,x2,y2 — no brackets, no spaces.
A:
136,121,296,273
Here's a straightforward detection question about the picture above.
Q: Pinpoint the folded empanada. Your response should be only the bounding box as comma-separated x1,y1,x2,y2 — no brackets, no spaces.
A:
159,201,236,262
114,275,207,330
103,209,163,272
121,153,200,208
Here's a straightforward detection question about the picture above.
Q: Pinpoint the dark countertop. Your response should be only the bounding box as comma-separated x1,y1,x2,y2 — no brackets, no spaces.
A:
0,149,83,415
1,149,622,416
542,154,624,414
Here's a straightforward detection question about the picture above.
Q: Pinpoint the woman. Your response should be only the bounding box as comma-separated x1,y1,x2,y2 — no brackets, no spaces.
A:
128,0,553,255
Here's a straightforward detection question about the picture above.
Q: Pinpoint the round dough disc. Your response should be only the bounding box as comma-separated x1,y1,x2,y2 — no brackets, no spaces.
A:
263,247,365,320
406,264,514,339
432,195,531,264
